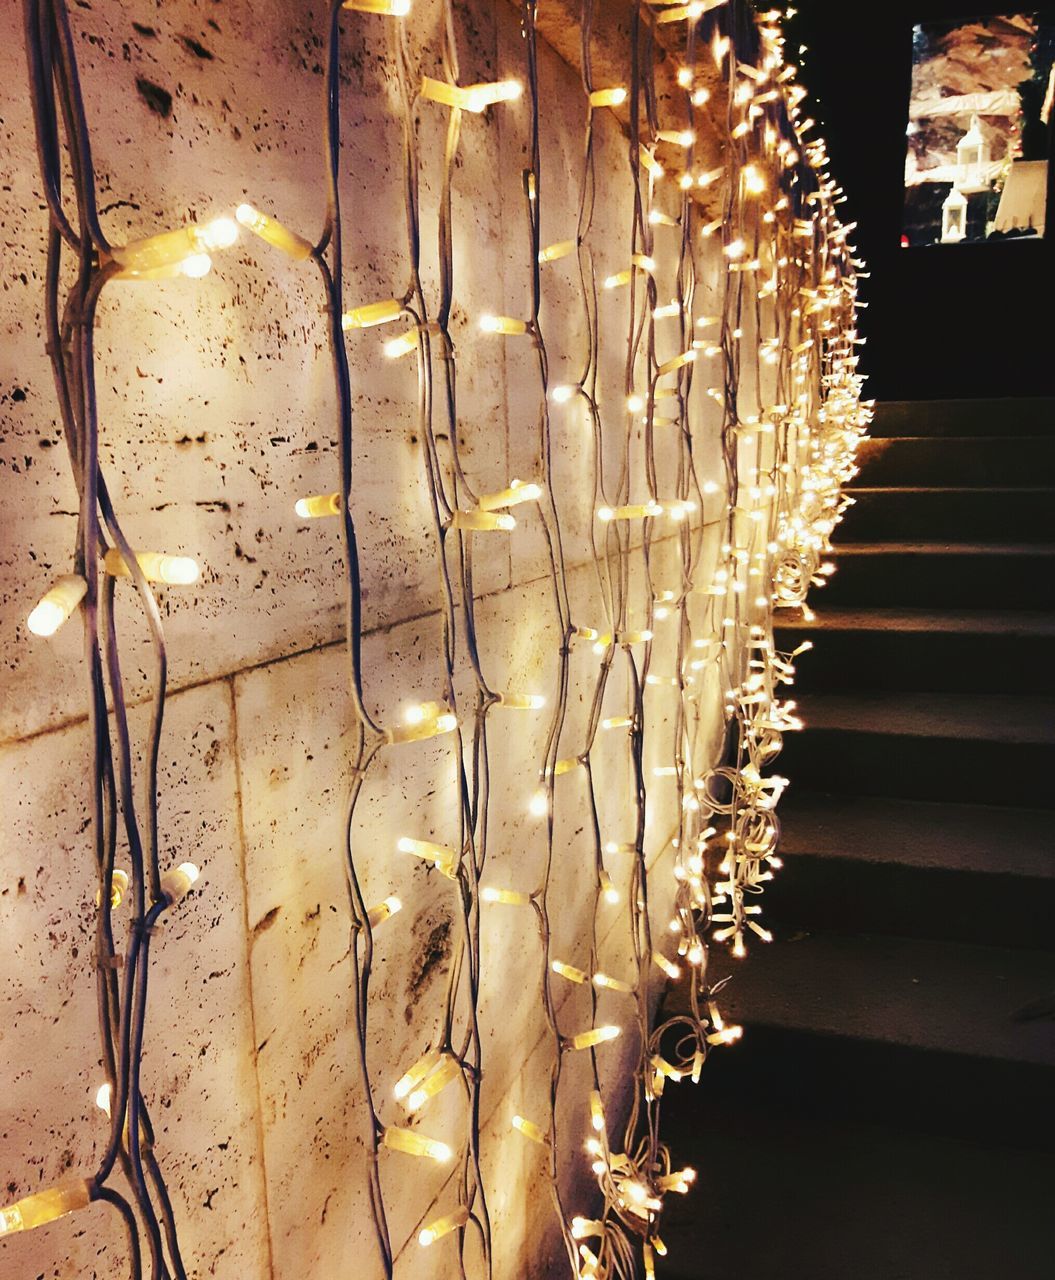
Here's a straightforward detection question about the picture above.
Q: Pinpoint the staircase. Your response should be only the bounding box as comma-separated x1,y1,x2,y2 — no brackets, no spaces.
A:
659,398,1055,1280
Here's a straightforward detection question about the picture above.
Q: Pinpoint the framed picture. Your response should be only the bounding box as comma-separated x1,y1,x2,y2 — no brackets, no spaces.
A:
902,11,1055,244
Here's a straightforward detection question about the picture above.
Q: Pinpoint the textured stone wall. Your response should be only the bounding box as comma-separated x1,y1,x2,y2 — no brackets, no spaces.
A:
0,1,728,1277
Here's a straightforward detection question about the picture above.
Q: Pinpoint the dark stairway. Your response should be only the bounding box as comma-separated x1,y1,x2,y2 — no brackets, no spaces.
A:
659,398,1055,1280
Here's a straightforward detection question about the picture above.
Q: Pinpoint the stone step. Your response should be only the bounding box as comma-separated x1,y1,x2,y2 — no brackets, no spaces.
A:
839,486,1055,542
775,606,1055,693
870,397,1055,438
657,1095,1055,1279
776,691,1055,808
818,542,1055,609
765,791,1055,949
854,435,1055,487
662,932,1055,1147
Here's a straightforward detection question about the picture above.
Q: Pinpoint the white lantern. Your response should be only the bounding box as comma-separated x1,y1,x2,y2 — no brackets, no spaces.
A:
941,187,968,242
955,114,990,193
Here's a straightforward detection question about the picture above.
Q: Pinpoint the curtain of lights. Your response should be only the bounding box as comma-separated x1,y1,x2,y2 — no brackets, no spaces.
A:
8,0,867,1276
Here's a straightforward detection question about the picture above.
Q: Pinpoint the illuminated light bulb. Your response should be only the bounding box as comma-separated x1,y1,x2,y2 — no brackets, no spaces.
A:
593,972,633,993
550,383,577,403
511,1114,547,1144
528,789,549,818
692,87,710,107
742,164,766,195
657,129,695,148
481,886,531,906
599,870,619,905
601,715,632,730
652,1055,684,1083
658,349,697,378
591,633,613,656
584,1137,604,1159
103,548,199,585
589,87,627,108
589,1091,605,1133
678,173,695,191
539,239,576,264
649,209,678,227
98,868,129,910
406,1054,461,1111
160,862,200,904
731,120,751,139
394,1050,441,1100
341,298,403,329
627,393,646,413
617,629,652,645
27,575,87,637
654,1236,668,1258
568,1025,620,1051
0,1181,92,1239
646,672,677,685
95,1082,112,1117
397,836,457,877
653,301,681,320
235,203,313,260
420,76,522,113
344,0,411,11
551,960,589,984
366,895,402,928
178,253,212,278
713,33,731,64
380,1126,451,1162
554,757,580,776
653,952,681,980
724,238,746,259
676,66,694,88
572,1215,604,1239
295,492,341,519
638,147,664,179
580,1244,601,1275
386,704,457,744
604,269,632,290
450,509,516,532
418,1205,470,1247
497,691,545,711
478,480,542,510
700,217,722,237
596,501,662,521
383,330,418,359
110,217,238,275
480,314,528,336
706,1024,744,1045
633,253,657,273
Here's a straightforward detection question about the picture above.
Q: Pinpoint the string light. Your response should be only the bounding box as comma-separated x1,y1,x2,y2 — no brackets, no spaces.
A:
13,1,868,1277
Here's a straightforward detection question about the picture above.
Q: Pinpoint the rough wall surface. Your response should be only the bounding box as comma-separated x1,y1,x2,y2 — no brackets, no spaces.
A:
0,1,730,1277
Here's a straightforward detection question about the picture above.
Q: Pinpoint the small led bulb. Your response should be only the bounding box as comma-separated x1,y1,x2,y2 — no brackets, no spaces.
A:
343,0,411,14
479,314,528,336
418,1205,470,1247
539,240,576,263
295,492,341,519
653,951,681,980
235,204,313,259
497,691,546,710
638,147,664,179
589,1090,605,1133
481,887,531,906
397,837,457,878
528,789,549,817
568,1025,620,1051
366,895,402,928
599,870,619,904
406,1055,460,1111
511,1114,547,1144
451,509,516,532
383,330,418,359
420,77,522,113
589,87,627,108
593,972,633,993
0,1181,92,1239
380,1126,451,1162
27,575,87,637
95,1082,112,1117
160,862,200,905
550,383,578,403
656,129,695,148
103,549,199,585
478,480,542,510
551,960,588,984
393,1050,440,1101
342,298,403,329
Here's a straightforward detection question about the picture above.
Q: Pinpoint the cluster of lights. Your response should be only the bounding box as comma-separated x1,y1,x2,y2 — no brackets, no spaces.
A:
10,0,867,1275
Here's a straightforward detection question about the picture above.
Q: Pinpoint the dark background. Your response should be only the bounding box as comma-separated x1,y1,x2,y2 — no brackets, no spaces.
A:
779,1,1055,401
